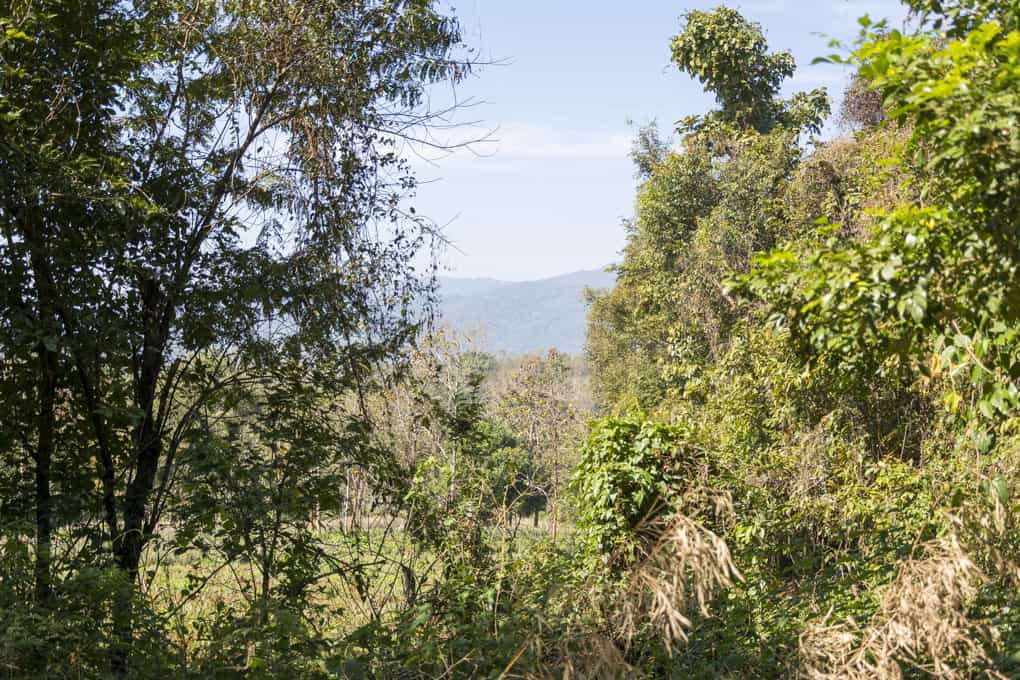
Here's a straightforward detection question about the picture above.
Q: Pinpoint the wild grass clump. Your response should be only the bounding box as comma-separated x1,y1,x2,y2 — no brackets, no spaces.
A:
618,493,742,654
800,488,1020,680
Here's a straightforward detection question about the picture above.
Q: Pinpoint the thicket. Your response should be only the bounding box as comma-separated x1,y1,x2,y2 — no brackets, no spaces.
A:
2,0,1020,678
576,0,1020,676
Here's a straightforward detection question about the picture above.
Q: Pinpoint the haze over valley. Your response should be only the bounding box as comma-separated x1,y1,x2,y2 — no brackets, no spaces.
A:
436,268,616,354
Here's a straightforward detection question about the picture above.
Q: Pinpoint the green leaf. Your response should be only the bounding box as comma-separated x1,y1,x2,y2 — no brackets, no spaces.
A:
991,475,1010,504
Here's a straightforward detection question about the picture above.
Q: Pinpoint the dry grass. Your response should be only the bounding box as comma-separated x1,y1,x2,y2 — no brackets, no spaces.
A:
799,489,1019,680
528,490,742,678
801,537,987,680
525,634,634,680
618,508,742,655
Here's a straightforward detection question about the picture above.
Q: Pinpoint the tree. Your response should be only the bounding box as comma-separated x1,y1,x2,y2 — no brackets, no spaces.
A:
492,350,586,532
0,0,472,669
1,0,143,611
671,7,828,135
586,7,827,412
738,1,1020,430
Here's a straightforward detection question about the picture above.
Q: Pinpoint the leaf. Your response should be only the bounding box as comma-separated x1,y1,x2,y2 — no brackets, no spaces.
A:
991,475,1010,505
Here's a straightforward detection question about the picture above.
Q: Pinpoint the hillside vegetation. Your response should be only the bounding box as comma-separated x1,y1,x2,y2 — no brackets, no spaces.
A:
437,269,616,354
1,0,1019,678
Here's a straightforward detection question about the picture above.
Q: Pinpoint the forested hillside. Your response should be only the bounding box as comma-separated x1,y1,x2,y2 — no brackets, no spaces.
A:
2,0,1020,678
437,269,616,354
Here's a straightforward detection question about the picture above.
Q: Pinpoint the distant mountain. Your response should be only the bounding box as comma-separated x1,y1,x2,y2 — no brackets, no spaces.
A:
436,268,616,355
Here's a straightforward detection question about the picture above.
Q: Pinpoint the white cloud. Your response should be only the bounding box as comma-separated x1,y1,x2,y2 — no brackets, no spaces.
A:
489,121,631,160
405,120,632,170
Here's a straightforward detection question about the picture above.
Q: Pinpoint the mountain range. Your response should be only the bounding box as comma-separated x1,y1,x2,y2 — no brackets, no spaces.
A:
435,268,616,355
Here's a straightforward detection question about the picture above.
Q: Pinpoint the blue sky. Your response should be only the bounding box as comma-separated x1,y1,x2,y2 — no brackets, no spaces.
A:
411,0,910,281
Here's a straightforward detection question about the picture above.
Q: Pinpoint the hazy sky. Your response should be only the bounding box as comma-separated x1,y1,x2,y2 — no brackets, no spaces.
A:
410,0,910,281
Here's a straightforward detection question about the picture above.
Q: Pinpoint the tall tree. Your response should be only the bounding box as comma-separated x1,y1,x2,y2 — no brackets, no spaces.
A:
586,6,827,410
0,0,472,667
493,350,585,532
671,7,828,135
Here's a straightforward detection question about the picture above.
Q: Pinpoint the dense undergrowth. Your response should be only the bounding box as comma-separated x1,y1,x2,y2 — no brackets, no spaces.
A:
2,0,1020,677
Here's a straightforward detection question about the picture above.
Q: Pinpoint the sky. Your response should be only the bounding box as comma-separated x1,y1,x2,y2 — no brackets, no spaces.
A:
409,0,910,282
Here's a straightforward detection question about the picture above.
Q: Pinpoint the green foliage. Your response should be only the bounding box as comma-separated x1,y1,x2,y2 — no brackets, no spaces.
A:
0,568,178,678
905,0,1019,36
586,8,825,408
580,2,1020,676
493,349,586,525
671,6,829,134
628,120,671,181
0,0,474,674
671,7,794,132
587,124,802,408
737,9,1020,429
572,416,693,561
7,0,1020,677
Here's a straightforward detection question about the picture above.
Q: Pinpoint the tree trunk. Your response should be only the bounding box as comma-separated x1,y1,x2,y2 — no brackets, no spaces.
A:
26,214,57,606
551,468,559,541
112,275,168,674
33,339,56,605
111,430,161,674
552,501,558,542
